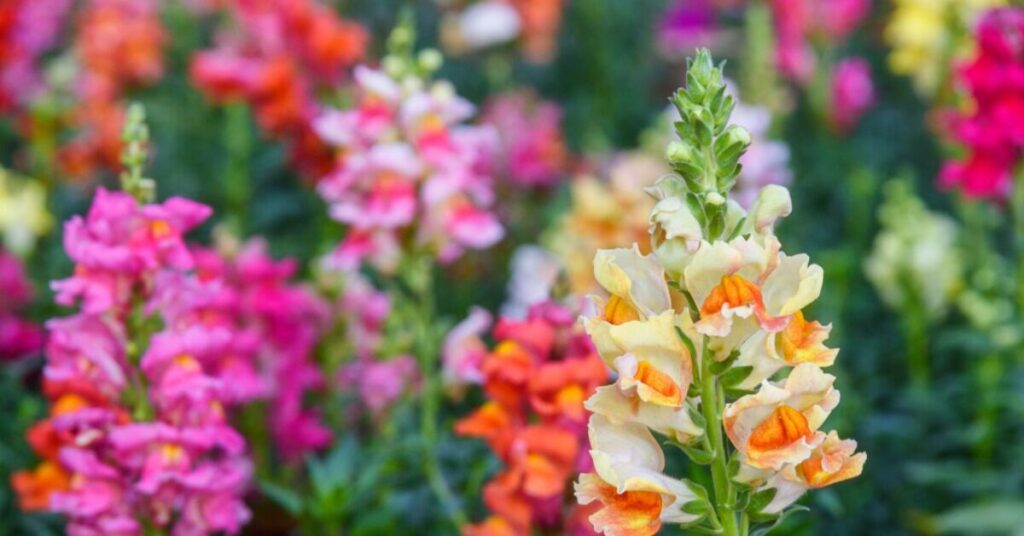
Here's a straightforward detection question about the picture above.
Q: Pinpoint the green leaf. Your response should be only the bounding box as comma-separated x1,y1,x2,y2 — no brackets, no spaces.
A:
727,216,747,240
719,365,754,387
679,517,718,534
259,480,304,515
750,505,809,535
709,349,741,375
682,479,712,502
687,402,708,429
682,498,710,516
748,488,778,514
668,440,716,465
930,499,1024,534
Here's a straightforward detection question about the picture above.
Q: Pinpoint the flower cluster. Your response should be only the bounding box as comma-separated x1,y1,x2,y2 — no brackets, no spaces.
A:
547,153,665,295
314,51,504,272
576,51,864,535
438,0,566,63
885,0,1004,97
456,302,608,535
770,0,870,83
14,189,253,534
0,0,70,113
828,58,876,135
939,7,1024,200
190,0,368,177
191,238,333,461
0,249,44,361
482,90,569,189
58,0,168,178
866,179,962,320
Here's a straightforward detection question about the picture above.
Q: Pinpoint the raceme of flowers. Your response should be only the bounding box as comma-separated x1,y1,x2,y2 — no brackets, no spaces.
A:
939,7,1024,200
0,0,71,113
456,302,607,535
866,179,963,321
14,189,252,534
314,60,504,272
190,0,368,178
575,50,864,535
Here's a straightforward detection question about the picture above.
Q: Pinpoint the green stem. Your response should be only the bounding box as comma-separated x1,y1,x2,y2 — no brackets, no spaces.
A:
1012,165,1024,316
223,102,251,236
699,338,739,536
406,257,466,528
972,353,1001,465
903,304,929,390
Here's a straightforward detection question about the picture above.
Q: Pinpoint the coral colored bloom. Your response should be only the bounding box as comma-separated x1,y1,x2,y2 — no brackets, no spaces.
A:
459,302,607,533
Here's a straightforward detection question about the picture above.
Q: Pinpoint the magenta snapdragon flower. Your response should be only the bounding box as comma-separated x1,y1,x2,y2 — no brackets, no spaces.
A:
26,189,252,535
940,8,1024,200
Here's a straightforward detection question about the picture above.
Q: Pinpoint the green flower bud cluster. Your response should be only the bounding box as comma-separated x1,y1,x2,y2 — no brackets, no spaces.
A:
383,10,444,81
119,103,155,204
665,49,751,240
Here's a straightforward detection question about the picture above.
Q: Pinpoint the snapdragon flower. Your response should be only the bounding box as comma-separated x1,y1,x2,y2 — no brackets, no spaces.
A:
575,50,863,536
314,42,504,271
458,302,608,534
16,110,253,534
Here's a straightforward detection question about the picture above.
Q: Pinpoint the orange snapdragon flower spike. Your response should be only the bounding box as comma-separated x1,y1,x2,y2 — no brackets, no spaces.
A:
458,303,607,535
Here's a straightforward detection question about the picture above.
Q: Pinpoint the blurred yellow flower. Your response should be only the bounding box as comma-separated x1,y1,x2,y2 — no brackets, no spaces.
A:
885,0,1004,96
0,168,52,256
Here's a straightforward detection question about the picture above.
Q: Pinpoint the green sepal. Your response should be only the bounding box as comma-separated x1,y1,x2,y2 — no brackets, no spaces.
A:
719,365,753,387
709,349,741,375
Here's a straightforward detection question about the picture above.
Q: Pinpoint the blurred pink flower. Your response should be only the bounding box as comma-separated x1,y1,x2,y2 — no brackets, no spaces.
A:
771,0,871,84
443,306,493,390
482,91,569,188
657,0,720,55
829,58,875,134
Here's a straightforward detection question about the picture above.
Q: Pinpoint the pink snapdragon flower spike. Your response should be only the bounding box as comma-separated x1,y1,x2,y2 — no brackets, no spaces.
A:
0,0,72,113
481,90,570,188
940,7,1024,200
20,188,254,535
0,249,44,360
829,58,876,134
191,239,333,461
315,59,504,272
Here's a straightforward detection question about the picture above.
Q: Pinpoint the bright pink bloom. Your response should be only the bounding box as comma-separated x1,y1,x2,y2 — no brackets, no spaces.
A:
829,58,875,134
482,91,569,188
657,0,720,56
940,8,1024,199
52,188,211,313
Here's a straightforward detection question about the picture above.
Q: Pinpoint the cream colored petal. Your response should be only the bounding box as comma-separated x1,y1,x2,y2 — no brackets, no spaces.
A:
761,253,823,317
585,386,703,443
745,185,792,237
593,246,671,316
